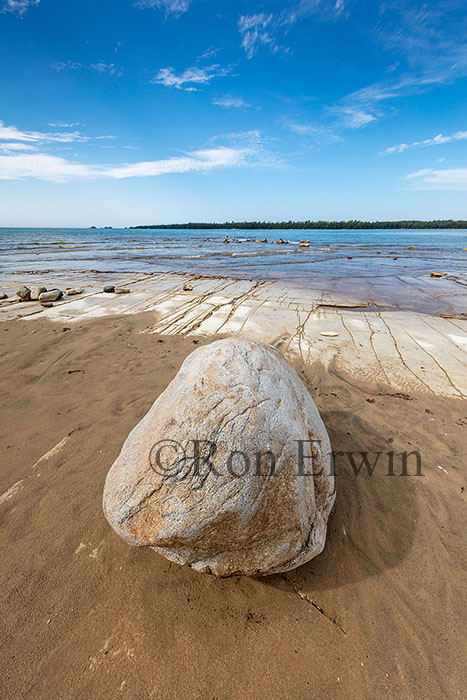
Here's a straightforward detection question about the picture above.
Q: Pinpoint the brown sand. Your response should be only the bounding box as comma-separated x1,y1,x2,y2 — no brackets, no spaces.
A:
0,313,465,699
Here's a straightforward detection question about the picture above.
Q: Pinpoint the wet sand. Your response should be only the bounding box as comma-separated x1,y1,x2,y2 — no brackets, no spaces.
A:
0,311,466,699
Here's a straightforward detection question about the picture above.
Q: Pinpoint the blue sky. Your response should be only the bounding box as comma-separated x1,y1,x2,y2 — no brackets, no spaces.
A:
0,0,466,226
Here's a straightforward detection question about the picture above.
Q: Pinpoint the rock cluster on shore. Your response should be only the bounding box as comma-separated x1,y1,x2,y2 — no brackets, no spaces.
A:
103,337,336,577
10,285,83,307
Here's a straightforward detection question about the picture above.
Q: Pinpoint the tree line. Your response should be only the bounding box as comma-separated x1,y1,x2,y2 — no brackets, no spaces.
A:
131,220,467,230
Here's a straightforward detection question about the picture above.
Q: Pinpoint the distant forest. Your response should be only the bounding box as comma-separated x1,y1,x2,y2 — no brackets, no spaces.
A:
131,220,467,230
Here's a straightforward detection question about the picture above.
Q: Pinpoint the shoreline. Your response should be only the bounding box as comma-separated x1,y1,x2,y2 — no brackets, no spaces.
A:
1,269,466,399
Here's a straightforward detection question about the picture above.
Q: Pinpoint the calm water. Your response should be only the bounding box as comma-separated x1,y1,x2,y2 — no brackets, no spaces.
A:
1,228,466,286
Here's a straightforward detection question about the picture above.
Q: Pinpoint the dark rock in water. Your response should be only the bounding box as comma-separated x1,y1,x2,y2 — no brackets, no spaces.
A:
103,285,116,293
430,272,443,278
30,286,47,301
39,289,62,303
16,286,31,301
115,287,131,294
0,293,8,300
40,301,54,308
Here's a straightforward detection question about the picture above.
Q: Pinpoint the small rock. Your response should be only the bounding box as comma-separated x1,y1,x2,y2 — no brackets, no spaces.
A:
430,272,443,278
103,285,115,293
30,286,47,301
16,285,31,301
0,293,8,300
40,301,54,308
115,287,131,294
408,245,417,250
66,289,82,296
182,283,193,292
320,331,339,337
299,240,310,247
39,289,63,302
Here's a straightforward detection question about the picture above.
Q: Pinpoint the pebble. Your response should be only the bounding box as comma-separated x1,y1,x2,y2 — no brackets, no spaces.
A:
16,285,31,301
66,288,82,296
103,285,115,293
320,331,339,337
40,301,54,308
39,289,63,302
115,287,131,294
30,286,47,301
182,283,193,291
0,293,8,300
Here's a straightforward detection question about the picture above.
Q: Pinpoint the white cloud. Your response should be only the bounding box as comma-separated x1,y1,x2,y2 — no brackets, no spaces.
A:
238,13,278,59
406,168,467,190
53,61,121,76
337,108,376,129
287,122,340,142
0,142,36,152
238,1,345,58
380,131,467,156
0,146,253,182
1,0,39,17
90,62,120,76
134,0,191,17
48,122,83,128
0,120,113,144
153,65,229,90
212,95,249,109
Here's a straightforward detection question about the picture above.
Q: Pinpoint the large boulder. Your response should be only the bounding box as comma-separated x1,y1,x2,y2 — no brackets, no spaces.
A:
103,338,335,576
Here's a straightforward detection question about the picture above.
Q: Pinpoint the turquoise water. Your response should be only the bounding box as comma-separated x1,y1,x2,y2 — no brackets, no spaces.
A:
1,228,466,286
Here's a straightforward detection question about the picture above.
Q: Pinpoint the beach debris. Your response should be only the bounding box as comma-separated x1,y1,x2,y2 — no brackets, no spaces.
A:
320,331,339,337
16,285,31,301
40,301,54,308
182,283,193,292
299,240,310,247
103,338,335,577
29,286,47,300
115,287,131,294
0,293,8,300
39,289,63,302
66,288,82,296
430,272,443,278
103,285,116,293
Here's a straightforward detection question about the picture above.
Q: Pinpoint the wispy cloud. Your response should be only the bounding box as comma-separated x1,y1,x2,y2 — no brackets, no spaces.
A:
153,64,230,90
380,131,467,156
53,61,122,76
48,122,83,128
405,168,467,190
333,107,376,129
134,0,191,17
212,95,250,109
0,146,256,182
238,1,345,58
0,120,114,144
1,0,39,17
287,122,340,143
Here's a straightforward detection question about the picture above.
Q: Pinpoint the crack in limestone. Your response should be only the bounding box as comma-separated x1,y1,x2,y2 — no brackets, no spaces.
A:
405,330,464,398
377,312,434,394
363,312,391,385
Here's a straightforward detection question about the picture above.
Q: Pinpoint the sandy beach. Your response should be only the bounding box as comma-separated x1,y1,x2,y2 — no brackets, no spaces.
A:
0,268,466,699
